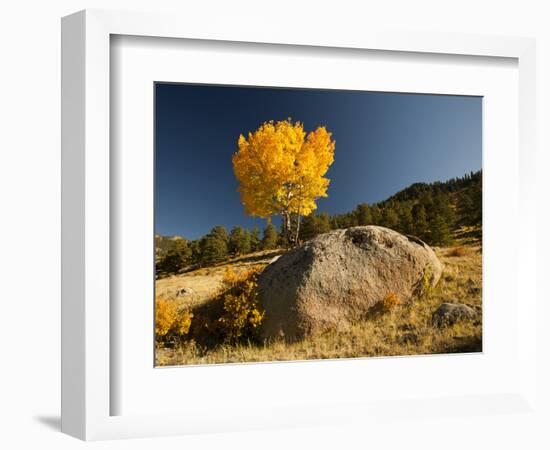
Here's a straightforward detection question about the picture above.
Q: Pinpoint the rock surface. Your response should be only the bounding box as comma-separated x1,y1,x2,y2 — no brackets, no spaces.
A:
176,287,194,297
257,226,442,340
432,302,477,328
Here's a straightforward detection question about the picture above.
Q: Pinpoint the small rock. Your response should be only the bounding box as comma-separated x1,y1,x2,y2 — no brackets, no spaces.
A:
432,302,477,328
176,287,194,297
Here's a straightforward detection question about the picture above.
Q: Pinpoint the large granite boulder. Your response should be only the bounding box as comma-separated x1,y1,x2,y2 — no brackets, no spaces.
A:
258,226,442,340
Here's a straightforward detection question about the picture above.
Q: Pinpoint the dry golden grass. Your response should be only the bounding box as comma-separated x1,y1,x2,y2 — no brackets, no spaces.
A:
155,249,281,310
446,246,468,257
155,241,482,366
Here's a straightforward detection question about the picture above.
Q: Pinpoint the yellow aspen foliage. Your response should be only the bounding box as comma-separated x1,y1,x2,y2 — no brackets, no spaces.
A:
218,266,265,341
382,291,401,312
155,297,193,340
232,119,335,242
156,297,178,337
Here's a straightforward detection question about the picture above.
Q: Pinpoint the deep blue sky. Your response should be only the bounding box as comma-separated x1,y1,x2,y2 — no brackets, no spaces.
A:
155,83,482,240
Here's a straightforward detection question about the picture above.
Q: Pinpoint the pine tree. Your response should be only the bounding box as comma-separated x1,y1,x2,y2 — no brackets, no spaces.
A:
429,214,452,246
380,207,399,229
209,225,229,244
412,203,429,240
199,226,229,265
249,227,261,252
189,240,202,266
200,237,228,265
156,239,191,275
369,206,381,226
470,182,482,224
299,213,318,241
228,226,251,255
459,182,482,225
317,212,332,235
261,223,279,249
397,204,414,235
432,191,456,227
458,190,474,225
300,212,332,241
354,203,371,226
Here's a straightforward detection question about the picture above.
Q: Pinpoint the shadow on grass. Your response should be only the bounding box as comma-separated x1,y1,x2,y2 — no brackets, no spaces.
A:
439,336,482,354
159,249,286,278
226,249,284,266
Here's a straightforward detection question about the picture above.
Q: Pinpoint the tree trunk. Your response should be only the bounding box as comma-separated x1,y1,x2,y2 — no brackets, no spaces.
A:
281,210,292,246
294,209,302,246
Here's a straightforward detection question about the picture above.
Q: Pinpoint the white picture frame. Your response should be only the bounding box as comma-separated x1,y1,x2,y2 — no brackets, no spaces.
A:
61,9,537,441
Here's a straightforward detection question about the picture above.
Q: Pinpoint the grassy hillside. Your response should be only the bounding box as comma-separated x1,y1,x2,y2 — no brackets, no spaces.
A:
154,171,483,365
155,226,482,366
155,249,282,311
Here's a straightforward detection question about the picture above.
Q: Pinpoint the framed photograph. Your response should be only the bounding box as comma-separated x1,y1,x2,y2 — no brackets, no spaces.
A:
153,82,484,366
62,9,537,441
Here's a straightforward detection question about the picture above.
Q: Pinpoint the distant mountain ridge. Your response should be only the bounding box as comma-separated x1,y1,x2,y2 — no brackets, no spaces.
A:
301,170,482,245
155,234,186,259
382,170,482,205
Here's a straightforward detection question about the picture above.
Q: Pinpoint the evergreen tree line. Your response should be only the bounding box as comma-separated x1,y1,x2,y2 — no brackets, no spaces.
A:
156,171,481,276
156,223,280,276
301,170,482,246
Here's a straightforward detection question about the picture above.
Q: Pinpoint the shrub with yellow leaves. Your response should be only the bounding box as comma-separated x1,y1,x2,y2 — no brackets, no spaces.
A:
382,291,401,312
174,310,193,336
418,265,434,299
217,266,265,341
155,297,193,343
